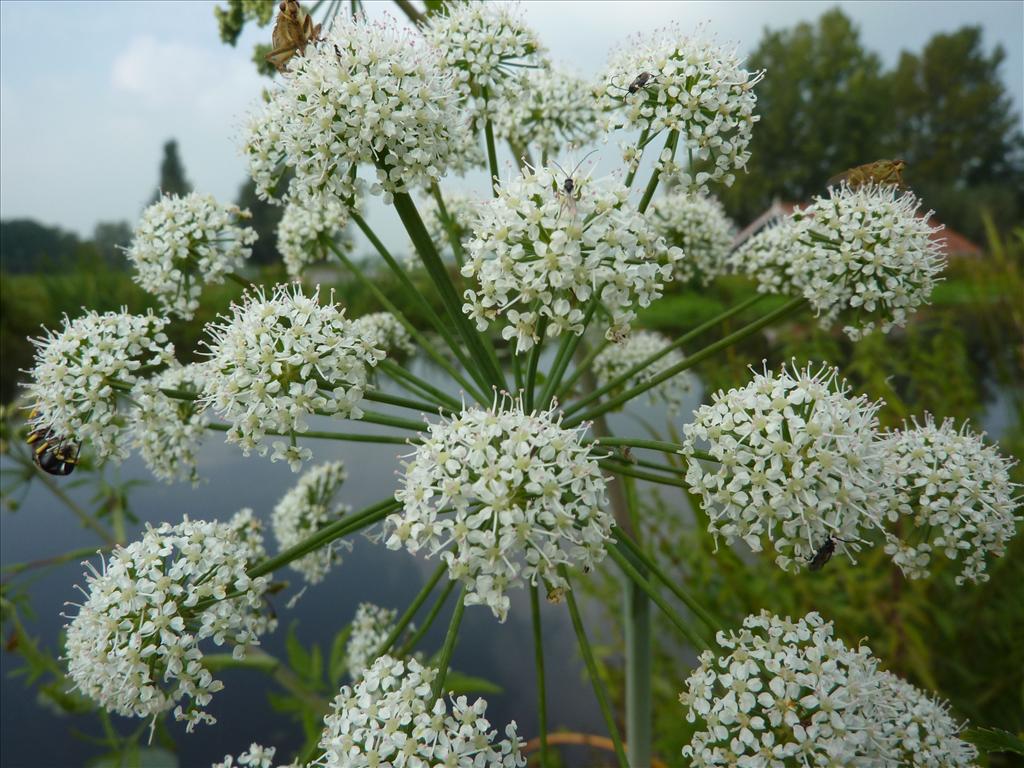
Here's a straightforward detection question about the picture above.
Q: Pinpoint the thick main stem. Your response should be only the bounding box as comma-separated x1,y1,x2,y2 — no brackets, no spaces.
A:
529,586,551,768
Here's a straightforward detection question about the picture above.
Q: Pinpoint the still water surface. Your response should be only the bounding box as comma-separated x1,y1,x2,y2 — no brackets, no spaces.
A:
0,354,698,768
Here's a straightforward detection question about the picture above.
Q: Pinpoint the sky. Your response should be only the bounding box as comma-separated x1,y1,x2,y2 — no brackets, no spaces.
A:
1,0,1022,240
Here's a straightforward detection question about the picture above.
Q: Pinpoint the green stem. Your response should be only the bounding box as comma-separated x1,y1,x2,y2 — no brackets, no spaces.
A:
556,336,611,401
249,498,400,578
563,294,764,418
561,567,629,768
362,389,450,416
397,578,456,657
637,130,678,214
594,437,680,454
379,359,462,411
613,528,720,632
482,91,501,197
391,191,506,391
430,182,466,269
2,545,111,578
359,410,427,432
375,562,447,658
538,299,599,408
569,297,806,425
623,127,651,189
599,460,689,489
33,465,115,544
224,271,255,290
623,540,651,768
606,541,710,650
529,586,551,768
430,586,467,700
524,316,547,411
324,237,488,404
205,422,409,445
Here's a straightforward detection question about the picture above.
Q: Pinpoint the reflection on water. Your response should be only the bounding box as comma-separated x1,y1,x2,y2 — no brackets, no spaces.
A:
0,353,700,768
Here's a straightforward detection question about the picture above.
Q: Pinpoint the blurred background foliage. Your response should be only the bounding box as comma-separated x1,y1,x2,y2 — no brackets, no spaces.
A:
2,4,1022,766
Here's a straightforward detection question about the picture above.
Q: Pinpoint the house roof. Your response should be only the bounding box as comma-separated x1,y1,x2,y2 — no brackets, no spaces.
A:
734,198,984,257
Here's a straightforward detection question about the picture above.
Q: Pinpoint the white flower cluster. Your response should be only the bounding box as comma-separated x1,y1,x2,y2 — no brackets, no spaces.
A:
277,197,354,280
492,66,604,161
388,397,612,621
602,25,763,190
127,193,257,320
25,310,174,461
461,167,681,352
64,510,275,732
129,363,209,485
728,219,803,296
680,611,979,767
418,191,482,255
592,331,695,415
345,602,396,680
213,744,291,768
649,191,736,285
793,184,946,339
880,415,1020,584
351,312,414,358
201,284,383,470
244,17,465,207
272,461,352,584
313,655,525,768
424,1,542,125
681,363,887,572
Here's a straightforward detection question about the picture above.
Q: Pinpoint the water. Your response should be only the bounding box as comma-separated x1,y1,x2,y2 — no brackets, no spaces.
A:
0,354,698,768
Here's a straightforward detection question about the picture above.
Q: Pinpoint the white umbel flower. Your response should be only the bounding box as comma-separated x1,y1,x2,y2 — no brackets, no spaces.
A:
592,331,695,415
313,655,525,768
681,362,889,572
387,396,612,621
277,197,353,280
492,65,604,160
602,25,763,191
350,313,414,358
461,166,681,352
213,744,292,768
680,611,884,766
129,363,209,485
345,603,397,680
244,16,466,207
880,415,1021,584
127,193,257,320
64,510,275,732
424,1,543,126
794,184,945,339
866,670,979,768
272,461,352,584
25,310,175,461
650,191,736,285
201,284,383,470
729,219,805,296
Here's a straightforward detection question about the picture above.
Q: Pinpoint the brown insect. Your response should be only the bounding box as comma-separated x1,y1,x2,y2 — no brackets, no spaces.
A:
828,159,907,191
806,536,857,572
265,0,322,74
627,71,656,95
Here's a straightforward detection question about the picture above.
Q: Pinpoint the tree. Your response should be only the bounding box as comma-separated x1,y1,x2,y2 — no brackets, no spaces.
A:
92,221,133,269
149,139,192,204
0,219,82,273
235,178,284,265
719,10,891,224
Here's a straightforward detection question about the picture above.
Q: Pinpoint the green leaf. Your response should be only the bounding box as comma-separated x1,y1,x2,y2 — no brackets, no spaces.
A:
328,626,353,688
285,622,311,678
962,727,1024,755
444,670,503,696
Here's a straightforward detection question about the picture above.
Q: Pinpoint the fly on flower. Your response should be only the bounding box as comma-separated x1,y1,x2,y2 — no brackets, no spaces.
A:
806,536,858,571
265,0,321,74
828,159,907,190
552,149,597,221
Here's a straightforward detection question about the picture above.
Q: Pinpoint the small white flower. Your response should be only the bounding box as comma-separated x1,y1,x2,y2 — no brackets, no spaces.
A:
212,743,294,768
602,25,763,192
681,362,890,571
461,166,681,352
425,1,543,130
313,655,525,768
592,331,695,414
650,191,736,285
129,363,209,485
880,414,1021,584
201,284,383,470
350,313,414,359
345,602,397,680
272,461,352,584
127,193,257,319
24,310,175,461
387,396,612,621
243,16,467,208
64,511,275,732
793,184,946,339
680,611,980,766
277,197,354,280
493,65,604,161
